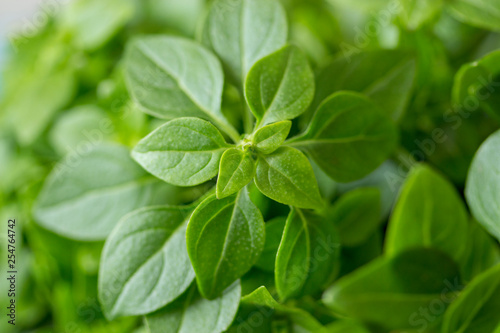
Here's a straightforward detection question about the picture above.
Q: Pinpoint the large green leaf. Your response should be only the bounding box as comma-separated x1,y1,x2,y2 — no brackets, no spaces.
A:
314,50,416,120
289,92,398,183
323,248,461,330
186,189,265,299
448,0,500,31
202,0,288,84
98,206,195,319
466,129,500,242
33,145,167,241
216,148,255,199
385,165,469,265
132,117,231,187
124,36,239,141
146,282,241,333
245,45,314,125
442,264,500,333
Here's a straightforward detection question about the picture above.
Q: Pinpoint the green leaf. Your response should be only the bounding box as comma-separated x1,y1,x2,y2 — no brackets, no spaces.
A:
255,146,323,209
186,189,265,299
132,117,231,187
448,0,500,31
399,0,443,30
385,165,469,264
202,0,288,83
124,36,239,141
322,320,371,333
245,46,314,125
453,50,500,122
216,148,255,199
331,187,382,247
241,286,323,331
289,92,398,183
61,0,135,50
442,264,500,333
146,282,241,333
255,216,286,272
314,51,416,120
275,208,339,300
252,121,292,154
466,129,500,242
33,145,167,241
323,248,461,330
98,206,195,319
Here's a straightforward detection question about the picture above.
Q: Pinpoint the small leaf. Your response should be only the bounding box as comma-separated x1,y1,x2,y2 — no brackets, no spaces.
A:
442,264,500,333
241,286,323,331
466,129,500,242
331,187,382,247
323,248,461,330
202,0,288,83
385,165,469,265
146,282,241,333
255,216,286,272
289,91,398,183
216,148,255,199
245,46,314,124
186,189,265,299
252,120,292,154
33,145,167,241
255,146,323,209
132,117,231,187
124,36,239,140
98,206,195,319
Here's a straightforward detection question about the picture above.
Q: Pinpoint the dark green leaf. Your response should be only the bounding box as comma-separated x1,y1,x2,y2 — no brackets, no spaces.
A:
216,148,255,199
186,189,265,299
252,121,292,155
255,216,286,272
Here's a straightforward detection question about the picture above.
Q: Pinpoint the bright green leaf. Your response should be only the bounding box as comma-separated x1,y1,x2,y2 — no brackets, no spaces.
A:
252,121,292,155
448,0,500,31
216,148,255,199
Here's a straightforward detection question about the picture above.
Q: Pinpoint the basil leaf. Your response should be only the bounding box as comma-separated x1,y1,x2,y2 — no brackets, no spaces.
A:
98,206,195,319
289,92,398,183
255,216,286,272
252,121,292,155
61,0,134,50
241,286,323,331
146,282,241,333
448,0,500,31
216,148,255,199
323,320,371,333
202,0,288,83
314,51,416,120
331,187,382,247
124,36,239,141
132,117,231,187
186,189,265,299
442,264,500,333
323,248,461,330
255,147,323,209
399,0,443,29
466,129,500,242
385,165,469,264
245,46,314,125
34,145,167,241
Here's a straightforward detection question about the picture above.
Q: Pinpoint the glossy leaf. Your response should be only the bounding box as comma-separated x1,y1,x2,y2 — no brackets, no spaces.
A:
186,190,265,299
98,206,195,319
448,0,500,31
255,146,323,209
146,282,241,333
202,0,287,83
216,148,255,199
442,264,500,333
331,187,382,247
255,216,286,272
385,165,469,264
124,36,239,140
466,129,500,242
132,117,231,187
245,45,314,124
289,92,398,183
252,120,292,155
314,50,416,120
323,248,461,330
34,145,166,241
